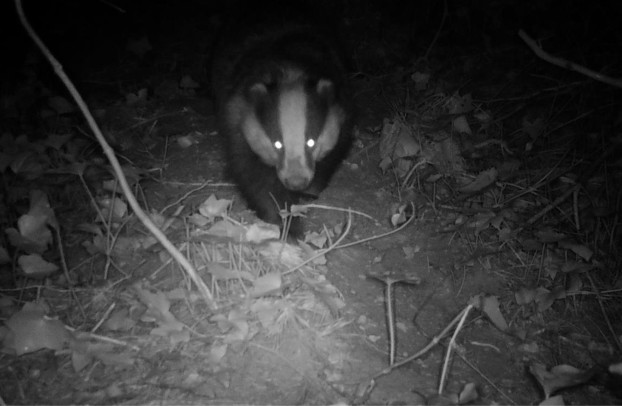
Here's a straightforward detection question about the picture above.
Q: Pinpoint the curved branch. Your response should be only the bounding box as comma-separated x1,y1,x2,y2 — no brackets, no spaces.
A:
519,29,622,89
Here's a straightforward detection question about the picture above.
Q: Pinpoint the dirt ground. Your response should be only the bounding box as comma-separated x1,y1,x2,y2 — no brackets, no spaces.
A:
1,1,621,405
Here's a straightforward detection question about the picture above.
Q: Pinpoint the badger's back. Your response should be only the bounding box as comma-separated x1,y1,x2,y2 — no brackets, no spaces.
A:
210,2,351,237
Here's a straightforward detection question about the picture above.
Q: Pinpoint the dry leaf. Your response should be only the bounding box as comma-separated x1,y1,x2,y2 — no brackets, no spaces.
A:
18,254,58,278
251,272,282,297
452,115,472,135
458,168,497,193
529,362,594,398
471,295,508,332
198,194,231,219
4,302,69,355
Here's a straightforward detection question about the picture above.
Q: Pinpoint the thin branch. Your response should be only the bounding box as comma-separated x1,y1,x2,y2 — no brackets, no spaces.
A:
15,0,216,310
519,30,622,89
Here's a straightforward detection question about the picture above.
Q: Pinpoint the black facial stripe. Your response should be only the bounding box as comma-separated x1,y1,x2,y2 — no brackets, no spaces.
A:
254,88,283,143
305,88,329,142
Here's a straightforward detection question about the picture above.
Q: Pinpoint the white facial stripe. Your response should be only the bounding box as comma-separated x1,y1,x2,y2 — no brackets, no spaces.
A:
241,109,279,165
313,105,344,160
276,84,316,189
279,86,307,161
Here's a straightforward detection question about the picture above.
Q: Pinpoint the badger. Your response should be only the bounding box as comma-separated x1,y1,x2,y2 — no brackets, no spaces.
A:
210,2,352,238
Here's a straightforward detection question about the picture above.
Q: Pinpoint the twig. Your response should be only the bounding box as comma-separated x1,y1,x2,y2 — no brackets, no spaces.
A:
519,139,618,229
524,146,614,227
91,302,115,334
526,182,580,225
368,277,399,366
518,30,622,89
423,0,448,61
454,351,516,405
65,326,140,351
53,222,72,286
334,204,416,250
52,223,87,319
585,273,622,353
401,158,429,189
159,181,214,215
353,304,473,404
96,0,125,13
15,0,217,311
494,154,568,209
438,304,472,395
296,203,374,220
367,274,421,367
386,279,396,366
573,186,580,231
250,342,347,404
283,211,352,275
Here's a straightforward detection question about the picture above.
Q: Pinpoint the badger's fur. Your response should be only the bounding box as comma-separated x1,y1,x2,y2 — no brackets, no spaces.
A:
210,2,351,237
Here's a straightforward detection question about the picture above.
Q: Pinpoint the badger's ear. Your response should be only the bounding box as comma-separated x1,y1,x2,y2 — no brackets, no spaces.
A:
316,79,334,100
247,82,268,102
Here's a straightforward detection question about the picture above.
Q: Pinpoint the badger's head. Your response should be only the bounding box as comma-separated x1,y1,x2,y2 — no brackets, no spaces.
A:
232,67,346,191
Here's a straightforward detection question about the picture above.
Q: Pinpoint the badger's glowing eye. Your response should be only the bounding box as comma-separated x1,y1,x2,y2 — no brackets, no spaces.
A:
274,141,283,150
306,139,315,148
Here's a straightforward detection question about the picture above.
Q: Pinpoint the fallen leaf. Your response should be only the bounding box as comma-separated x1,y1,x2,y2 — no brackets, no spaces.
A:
539,395,565,405
205,220,246,240
256,241,304,268
10,190,57,253
209,343,228,364
304,230,328,249
125,88,149,105
44,133,74,150
411,71,430,90
390,204,408,227
0,246,9,264
244,221,280,242
4,302,70,355
446,93,473,114
208,262,254,282
515,287,537,305
48,95,75,115
179,75,199,89
378,155,392,172
251,272,282,297
452,115,472,135
609,362,622,375
126,36,152,57
97,196,128,223
176,133,199,148
558,240,593,261
458,168,497,193
251,299,281,328
521,238,542,251
135,284,184,337
72,349,93,372
220,309,249,343
198,194,231,220
427,393,459,405
561,261,595,273
529,362,594,398
536,228,566,243
105,309,136,331
187,213,210,227
535,285,566,312
17,254,58,278
471,295,508,332
522,116,545,141
458,382,479,404
299,241,326,265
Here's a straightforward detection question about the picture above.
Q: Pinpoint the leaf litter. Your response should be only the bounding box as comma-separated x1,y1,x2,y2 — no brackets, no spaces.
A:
2,2,622,405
